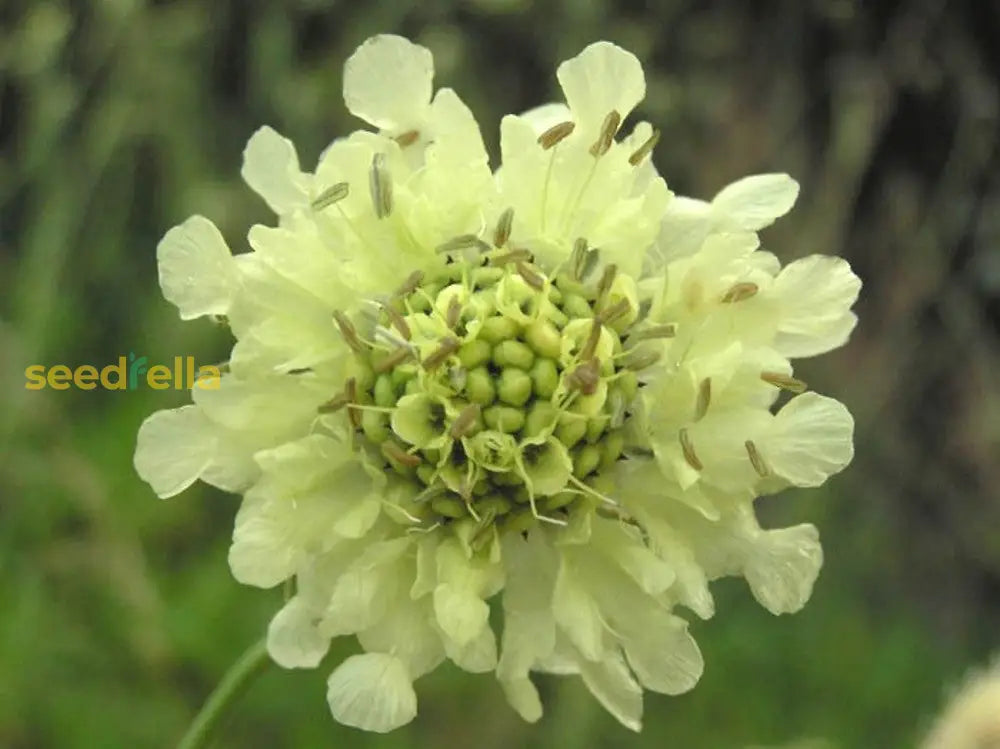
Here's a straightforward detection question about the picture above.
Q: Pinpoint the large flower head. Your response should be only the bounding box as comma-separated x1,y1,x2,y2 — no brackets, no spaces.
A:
136,35,860,732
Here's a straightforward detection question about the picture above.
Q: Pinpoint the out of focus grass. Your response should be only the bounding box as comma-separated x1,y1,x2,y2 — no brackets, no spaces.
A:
2,1,999,747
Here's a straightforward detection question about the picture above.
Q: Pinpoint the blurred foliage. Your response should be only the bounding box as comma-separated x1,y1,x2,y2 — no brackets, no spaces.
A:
2,0,999,747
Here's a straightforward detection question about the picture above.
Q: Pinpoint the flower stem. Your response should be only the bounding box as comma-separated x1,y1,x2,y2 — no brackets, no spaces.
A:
177,638,270,749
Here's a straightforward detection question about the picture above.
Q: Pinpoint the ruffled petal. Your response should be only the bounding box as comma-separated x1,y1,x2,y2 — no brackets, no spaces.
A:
326,653,417,732
343,35,433,130
579,651,644,732
156,216,238,320
134,406,216,498
241,126,312,215
745,523,823,615
267,596,329,668
556,42,645,134
712,173,800,230
763,392,855,487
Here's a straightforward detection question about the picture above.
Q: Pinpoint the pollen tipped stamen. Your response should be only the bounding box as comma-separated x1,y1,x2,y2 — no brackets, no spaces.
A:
489,248,533,266
567,358,601,395
446,297,463,330
393,270,424,299
628,129,661,166
436,234,489,255
629,323,677,342
383,306,411,340
622,346,662,371
373,346,414,374
589,110,621,157
580,319,602,360
595,264,618,304
369,153,393,219
694,378,712,422
569,238,598,281
537,120,576,149
422,337,460,371
394,129,420,147
516,261,545,290
333,311,366,353
493,208,514,247
745,439,770,477
382,441,422,468
679,428,703,470
721,282,759,303
344,378,362,429
597,298,632,325
761,371,808,393
311,182,350,211
450,404,481,439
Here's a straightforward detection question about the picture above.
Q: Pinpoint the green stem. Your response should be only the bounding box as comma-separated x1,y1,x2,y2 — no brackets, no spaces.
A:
177,638,271,749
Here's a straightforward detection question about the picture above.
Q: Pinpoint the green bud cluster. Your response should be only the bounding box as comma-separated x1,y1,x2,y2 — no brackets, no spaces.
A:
340,255,645,541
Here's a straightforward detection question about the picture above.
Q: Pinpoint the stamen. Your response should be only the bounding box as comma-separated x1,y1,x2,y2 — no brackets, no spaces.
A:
566,358,601,395
721,282,759,303
413,483,447,504
679,428,703,470
373,346,414,374
382,441,422,468
537,120,576,149
446,296,462,330
595,263,618,304
622,347,661,371
628,128,661,166
493,208,514,247
333,311,365,354
423,337,460,371
760,371,807,393
311,182,350,211
516,261,545,290
383,306,411,341
694,377,711,421
344,378,361,429
394,129,420,147
436,234,490,255
580,319,602,360
589,110,621,157
393,270,424,298
489,248,532,266
745,439,769,477
373,326,413,352
450,403,481,439
597,297,631,325
317,393,350,414
629,323,676,342
369,153,393,219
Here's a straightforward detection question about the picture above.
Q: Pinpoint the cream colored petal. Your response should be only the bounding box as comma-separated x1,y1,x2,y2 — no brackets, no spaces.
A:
133,406,216,498
745,523,823,615
763,392,855,487
433,582,489,648
267,596,329,668
622,613,703,695
712,173,800,230
228,494,299,588
156,216,238,320
771,255,861,357
552,557,605,661
241,126,312,215
556,42,645,134
579,652,644,732
519,102,573,136
343,35,433,130
326,653,417,732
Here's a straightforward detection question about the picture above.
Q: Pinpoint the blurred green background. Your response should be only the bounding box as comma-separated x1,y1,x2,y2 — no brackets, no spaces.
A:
2,1,999,747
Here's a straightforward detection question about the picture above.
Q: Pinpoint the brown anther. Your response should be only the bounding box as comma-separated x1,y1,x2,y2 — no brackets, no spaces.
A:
382,441,422,468
721,282,759,303
489,248,532,266
589,110,621,157
570,238,589,280
623,346,661,371
436,234,488,255
595,263,618,303
694,378,711,421
344,378,362,429
383,306,411,341
333,311,365,354
369,153,393,219
629,323,677,341
745,440,769,477
394,129,420,147
679,428,703,471
580,319,603,360
494,208,514,247
393,270,424,298
446,296,463,330
422,337,460,371
450,404,481,439
373,346,414,374
760,371,807,393
597,297,631,325
311,182,350,211
317,392,350,414
537,120,576,149
567,358,601,395
516,261,545,290
628,128,661,166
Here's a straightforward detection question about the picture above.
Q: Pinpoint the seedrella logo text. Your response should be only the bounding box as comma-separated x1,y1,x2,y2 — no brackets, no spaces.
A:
25,354,222,391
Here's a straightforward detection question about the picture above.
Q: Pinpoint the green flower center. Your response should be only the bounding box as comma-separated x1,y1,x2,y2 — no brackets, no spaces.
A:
330,247,655,545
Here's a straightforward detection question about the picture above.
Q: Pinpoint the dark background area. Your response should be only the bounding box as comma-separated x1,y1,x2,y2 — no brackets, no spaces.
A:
1,1,999,747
